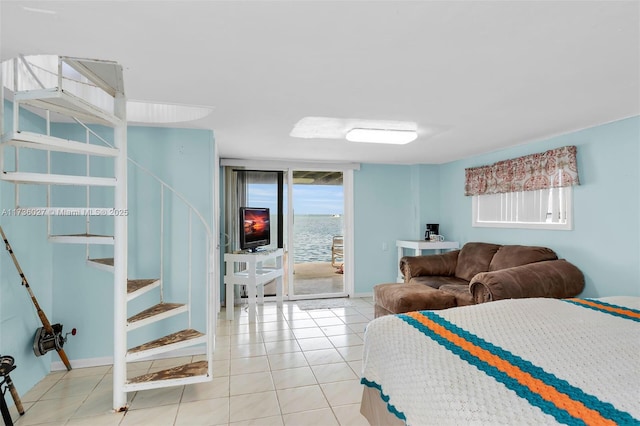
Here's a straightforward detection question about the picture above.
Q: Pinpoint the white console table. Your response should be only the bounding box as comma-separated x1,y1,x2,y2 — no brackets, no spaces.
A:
224,248,284,322
396,240,460,282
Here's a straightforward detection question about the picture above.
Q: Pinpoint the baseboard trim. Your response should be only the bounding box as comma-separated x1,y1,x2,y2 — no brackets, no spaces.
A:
51,356,113,371
223,293,373,307
50,346,207,371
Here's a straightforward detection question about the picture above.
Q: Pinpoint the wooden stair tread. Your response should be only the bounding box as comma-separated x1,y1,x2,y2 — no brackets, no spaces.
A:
127,303,184,323
127,279,159,294
90,258,114,266
128,360,208,384
128,329,204,354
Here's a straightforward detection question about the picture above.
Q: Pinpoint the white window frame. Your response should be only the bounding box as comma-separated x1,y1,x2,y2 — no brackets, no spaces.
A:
472,186,573,230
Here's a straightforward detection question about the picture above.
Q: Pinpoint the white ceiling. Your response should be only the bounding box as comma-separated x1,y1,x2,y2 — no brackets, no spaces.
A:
1,1,638,164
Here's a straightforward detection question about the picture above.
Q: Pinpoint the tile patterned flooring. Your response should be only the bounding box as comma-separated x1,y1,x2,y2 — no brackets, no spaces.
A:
9,298,374,425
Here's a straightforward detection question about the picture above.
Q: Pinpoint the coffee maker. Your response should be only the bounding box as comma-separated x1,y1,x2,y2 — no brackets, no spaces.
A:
424,224,440,241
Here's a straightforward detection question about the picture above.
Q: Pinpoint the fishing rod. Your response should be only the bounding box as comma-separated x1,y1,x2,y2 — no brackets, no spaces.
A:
0,226,74,371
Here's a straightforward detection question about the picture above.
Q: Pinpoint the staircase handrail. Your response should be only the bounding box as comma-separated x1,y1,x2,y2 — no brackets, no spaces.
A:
71,120,212,241
127,155,212,240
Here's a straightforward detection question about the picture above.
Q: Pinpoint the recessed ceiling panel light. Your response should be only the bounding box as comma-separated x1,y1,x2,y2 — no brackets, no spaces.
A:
290,117,419,142
346,128,418,145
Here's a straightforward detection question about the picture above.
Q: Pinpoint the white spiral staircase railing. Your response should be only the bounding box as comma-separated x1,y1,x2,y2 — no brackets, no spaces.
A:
0,54,214,411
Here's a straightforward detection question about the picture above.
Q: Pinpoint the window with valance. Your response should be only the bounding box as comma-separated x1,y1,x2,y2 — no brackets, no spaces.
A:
466,146,580,230
465,145,580,196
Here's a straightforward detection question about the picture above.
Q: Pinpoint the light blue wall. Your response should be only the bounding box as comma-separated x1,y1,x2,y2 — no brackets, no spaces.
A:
435,116,640,297
353,164,419,293
416,165,442,237
0,100,54,396
352,164,444,292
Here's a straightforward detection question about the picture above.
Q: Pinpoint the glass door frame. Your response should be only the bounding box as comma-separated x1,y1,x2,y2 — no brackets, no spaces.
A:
219,159,357,301
286,168,351,301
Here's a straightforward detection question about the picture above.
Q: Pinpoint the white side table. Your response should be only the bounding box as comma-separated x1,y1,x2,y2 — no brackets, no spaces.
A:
396,240,460,282
224,249,284,322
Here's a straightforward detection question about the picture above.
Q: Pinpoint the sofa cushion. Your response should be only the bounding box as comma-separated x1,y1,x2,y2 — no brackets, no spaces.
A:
454,242,502,281
400,250,459,282
374,283,457,315
439,284,474,306
489,245,557,271
470,259,585,303
409,275,469,289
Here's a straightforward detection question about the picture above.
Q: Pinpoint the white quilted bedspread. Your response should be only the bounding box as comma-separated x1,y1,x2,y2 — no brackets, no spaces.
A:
361,297,640,425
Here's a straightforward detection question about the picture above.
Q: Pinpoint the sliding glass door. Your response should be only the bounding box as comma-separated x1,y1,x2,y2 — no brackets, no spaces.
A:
223,162,354,301
288,170,346,300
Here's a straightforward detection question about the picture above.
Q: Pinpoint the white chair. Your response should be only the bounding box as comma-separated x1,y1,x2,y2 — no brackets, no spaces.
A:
331,235,344,267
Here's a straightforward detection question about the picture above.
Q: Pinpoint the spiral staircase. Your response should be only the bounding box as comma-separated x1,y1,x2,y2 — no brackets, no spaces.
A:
0,55,214,411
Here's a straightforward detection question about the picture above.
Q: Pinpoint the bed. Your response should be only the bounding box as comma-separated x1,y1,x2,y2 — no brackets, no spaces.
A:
360,297,640,425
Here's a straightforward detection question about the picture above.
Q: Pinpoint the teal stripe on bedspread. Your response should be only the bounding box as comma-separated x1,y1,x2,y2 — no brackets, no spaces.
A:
562,298,640,322
360,378,407,423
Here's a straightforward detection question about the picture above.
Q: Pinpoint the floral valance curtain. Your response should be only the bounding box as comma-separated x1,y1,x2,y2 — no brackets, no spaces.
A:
464,145,579,196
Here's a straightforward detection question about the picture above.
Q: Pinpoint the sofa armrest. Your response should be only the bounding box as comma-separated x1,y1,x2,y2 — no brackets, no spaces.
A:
399,250,460,283
469,259,584,304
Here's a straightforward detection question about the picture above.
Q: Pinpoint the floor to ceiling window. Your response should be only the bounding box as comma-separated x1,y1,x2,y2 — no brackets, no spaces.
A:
288,170,345,299
224,170,283,298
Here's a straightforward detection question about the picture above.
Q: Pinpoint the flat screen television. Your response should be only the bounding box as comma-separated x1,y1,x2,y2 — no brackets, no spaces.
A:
239,207,271,252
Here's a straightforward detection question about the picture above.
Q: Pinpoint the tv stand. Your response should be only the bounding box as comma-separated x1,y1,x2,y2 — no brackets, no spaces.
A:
246,247,269,253
224,248,284,322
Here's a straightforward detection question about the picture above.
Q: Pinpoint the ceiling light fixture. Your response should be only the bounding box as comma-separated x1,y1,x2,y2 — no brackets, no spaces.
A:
289,117,419,141
346,128,418,145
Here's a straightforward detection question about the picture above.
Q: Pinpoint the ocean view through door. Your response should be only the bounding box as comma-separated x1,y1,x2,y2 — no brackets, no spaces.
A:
289,170,345,299
226,166,349,301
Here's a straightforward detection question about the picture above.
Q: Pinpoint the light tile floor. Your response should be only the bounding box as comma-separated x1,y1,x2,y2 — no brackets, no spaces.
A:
10,298,374,425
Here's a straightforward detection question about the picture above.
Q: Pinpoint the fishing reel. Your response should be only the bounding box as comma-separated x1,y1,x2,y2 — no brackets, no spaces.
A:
0,354,24,424
33,324,76,357
0,356,15,378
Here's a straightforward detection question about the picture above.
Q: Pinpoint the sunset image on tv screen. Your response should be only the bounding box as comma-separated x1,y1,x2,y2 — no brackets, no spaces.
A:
244,211,269,241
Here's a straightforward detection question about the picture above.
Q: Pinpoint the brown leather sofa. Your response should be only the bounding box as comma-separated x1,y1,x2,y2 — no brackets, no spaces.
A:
374,242,584,317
